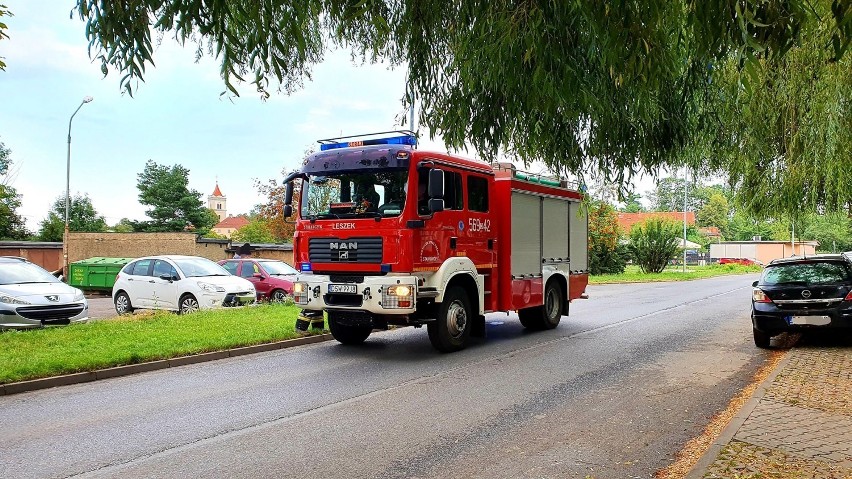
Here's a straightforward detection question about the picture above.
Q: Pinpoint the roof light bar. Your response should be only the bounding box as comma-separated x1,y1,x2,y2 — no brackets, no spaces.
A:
318,131,418,151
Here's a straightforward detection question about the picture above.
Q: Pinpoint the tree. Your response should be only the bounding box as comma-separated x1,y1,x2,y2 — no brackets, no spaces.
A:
232,218,275,244
37,193,107,241
646,177,698,212
111,218,135,233
629,218,681,274
618,191,645,213
0,138,30,240
73,1,852,216
135,160,217,233
695,193,730,230
588,200,628,275
254,168,297,242
0,5,10,71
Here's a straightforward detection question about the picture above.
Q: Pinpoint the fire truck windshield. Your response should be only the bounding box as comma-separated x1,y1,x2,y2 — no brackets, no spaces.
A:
300,169,409,219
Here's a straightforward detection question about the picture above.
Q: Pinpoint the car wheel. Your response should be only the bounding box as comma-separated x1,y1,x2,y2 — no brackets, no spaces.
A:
270,289,288,303
328,312,372,345
753,328,772,348
179,294,200,315
114,291,134,315
427,286,472,353
518,280,563,330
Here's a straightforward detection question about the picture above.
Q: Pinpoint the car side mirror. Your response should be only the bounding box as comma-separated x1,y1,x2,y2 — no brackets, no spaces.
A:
752,280,759,287
253,273,265,279
159,274,174,282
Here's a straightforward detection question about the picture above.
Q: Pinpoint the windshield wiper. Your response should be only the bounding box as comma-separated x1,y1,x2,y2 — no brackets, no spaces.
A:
310,213,340,222
355,211,382,221
772,280,809,286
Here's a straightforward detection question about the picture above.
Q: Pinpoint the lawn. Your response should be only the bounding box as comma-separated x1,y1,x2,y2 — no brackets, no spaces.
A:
0,304,315,384
589,263,763,284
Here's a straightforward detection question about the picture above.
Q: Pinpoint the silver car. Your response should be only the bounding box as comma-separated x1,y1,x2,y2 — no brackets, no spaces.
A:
0,256,89,329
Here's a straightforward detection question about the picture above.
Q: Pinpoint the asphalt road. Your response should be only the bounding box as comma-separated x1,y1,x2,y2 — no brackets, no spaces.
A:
1,274,766,479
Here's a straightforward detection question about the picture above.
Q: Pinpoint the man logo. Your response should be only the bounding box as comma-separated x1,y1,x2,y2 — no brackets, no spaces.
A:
329,242,358,250
339,250,350,260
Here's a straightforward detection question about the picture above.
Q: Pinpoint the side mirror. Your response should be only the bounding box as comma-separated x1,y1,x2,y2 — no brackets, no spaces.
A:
428,169,444,199
253,273,265,279
159,274,174,282
283,182,294,218
752,280,759,287
428,198,445,213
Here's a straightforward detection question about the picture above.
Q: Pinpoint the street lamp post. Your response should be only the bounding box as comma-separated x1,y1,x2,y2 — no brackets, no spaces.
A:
63,96,93,280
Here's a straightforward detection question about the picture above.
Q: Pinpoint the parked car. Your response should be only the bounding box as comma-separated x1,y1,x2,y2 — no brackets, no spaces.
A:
0,256,88,329
112,255,256,315
720,257,764,266
751,254,852,348
218,258,297,302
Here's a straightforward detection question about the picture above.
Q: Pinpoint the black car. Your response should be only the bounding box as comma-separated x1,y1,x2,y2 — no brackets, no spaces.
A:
751,254,852,347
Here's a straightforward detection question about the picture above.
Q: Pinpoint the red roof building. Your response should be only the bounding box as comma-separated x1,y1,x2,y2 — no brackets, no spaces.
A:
617,212,696,233
212,215,249,238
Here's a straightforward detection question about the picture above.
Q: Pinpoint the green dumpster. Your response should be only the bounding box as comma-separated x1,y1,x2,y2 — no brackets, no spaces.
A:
68,257,135,291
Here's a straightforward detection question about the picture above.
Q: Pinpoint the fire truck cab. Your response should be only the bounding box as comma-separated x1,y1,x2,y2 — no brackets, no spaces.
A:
283,132,588,352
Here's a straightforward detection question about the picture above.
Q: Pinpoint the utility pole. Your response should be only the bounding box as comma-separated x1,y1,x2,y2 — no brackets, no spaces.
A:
683,168,688,273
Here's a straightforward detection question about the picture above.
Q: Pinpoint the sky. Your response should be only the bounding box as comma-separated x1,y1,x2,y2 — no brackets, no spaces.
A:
0,1,658,233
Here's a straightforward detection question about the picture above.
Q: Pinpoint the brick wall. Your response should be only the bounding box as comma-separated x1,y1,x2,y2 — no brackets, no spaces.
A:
234,249,294,266
68,232,229,263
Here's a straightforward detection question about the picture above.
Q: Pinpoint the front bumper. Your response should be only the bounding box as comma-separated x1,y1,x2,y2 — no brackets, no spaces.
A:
752,302,852,333
293,274,417,315
0,301,89,330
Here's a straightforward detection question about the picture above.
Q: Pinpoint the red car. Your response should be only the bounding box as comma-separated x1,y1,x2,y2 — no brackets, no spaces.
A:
218,259,298,302
719,258,764,266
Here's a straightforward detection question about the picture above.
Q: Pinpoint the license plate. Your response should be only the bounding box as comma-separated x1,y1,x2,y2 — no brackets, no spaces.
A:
328,284,357,294
789,315,831,326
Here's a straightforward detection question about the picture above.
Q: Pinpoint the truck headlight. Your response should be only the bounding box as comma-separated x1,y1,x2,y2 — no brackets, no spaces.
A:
382,285,414,309
293,282,309,305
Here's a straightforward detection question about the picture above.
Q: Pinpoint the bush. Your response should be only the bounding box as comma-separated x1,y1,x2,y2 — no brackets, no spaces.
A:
588,201,628,275
629,218,681,273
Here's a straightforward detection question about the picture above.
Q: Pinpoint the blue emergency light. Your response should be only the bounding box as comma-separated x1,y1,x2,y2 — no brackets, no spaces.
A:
318,132,418,151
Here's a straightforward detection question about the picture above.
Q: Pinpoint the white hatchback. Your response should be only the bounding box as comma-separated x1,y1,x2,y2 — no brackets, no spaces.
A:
112,255,256,315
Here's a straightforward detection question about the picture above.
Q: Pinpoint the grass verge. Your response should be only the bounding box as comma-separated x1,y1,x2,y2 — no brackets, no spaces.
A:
590,263,762,284
0,304,315,385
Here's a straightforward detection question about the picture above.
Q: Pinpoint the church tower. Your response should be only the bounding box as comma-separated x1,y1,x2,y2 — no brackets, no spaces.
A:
208,183,227,222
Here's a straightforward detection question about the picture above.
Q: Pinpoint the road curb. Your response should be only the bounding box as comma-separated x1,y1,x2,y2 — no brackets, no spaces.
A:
684,350,793,479
0,333,334,397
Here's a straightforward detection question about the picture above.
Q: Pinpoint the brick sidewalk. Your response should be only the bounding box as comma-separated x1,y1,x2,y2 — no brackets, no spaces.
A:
689,347,852,479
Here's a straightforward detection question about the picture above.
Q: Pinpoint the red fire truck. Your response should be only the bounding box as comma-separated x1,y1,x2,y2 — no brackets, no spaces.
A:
282,132,588,352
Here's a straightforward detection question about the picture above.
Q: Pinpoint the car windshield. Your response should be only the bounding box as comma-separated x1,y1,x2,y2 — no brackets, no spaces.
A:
761,261,851,286
260,261,298,275
300,169,408,219
172,258,229,278
0,262,61,285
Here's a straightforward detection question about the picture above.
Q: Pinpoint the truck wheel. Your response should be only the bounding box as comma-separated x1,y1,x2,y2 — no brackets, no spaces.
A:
428,286,472,352
518,281,563,330
328,312,372,345
753,328,772,348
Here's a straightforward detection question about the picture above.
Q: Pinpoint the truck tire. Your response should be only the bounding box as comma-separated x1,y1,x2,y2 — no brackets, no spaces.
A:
428,286,472,353
518,280,563,330
328,312,372,345
753,328,772,348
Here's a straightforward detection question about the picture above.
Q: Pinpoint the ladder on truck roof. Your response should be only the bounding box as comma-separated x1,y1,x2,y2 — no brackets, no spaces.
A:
493,162,580,190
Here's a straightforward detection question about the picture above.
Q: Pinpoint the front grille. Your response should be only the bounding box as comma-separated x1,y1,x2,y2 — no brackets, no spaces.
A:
329,275,365,283
324,294,363,307
309,237,383,263
223,293,254,307
16,304,85,321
